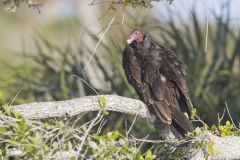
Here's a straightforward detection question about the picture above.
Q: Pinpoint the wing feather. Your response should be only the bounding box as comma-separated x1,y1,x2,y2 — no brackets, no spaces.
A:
140,47,193,130
122,43,193,138
122,46,153,104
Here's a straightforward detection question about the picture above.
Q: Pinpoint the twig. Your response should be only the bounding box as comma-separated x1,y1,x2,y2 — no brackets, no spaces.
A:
126,115,137,138
78,110,103,153
72,75,99,95
97,119,107,134
89,0,97,6
89,22,120,36
225,101,237,129
89,0,123,6
137,134,149,151
204,0,209,53
81,146,89,160
84,13,117,70
218,108,225,125
194,114,209,129
177,0,193,18
121,10,125,24
9,90,21,106
97,7,112,20
132,136,168,144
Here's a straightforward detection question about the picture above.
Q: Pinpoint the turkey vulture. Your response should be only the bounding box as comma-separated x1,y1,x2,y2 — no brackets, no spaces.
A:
122,29,193,139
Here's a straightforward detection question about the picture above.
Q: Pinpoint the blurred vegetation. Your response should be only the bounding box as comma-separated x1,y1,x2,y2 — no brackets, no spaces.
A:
1,0,174,12
154,6,240,124
0,0,42,12
0,1,240,159
0,0,239,152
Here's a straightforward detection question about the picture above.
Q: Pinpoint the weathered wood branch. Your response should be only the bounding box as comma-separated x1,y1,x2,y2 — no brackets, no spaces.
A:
11,95,153,120
10,95,240,160
205,133,240,160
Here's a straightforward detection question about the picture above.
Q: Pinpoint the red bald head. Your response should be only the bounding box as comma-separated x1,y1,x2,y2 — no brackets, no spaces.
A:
127,29,145,44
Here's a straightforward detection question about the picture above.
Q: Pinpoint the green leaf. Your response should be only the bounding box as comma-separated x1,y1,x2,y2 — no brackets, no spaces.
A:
218,125,224,132
24,145,35,152
14,123,21,133
44,144,49,151
191,108,197,120
103,111,109,116
0,126,8,132
13,110,21,119
226,120,231,126
107,145,118,152
70,157,76,160
19,118,27,131
134,152,144,160
145,150,156,160
207,141,215,156
99,96,107,108
2,104,11,116
107,130,119,141
112,130,119,140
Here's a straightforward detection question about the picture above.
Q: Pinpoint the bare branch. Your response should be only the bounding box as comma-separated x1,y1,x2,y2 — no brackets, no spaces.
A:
84,14,117,70
218,108,225,125
204,0,209,53
11,95,152,120
78,110,103,152
225,101,237,129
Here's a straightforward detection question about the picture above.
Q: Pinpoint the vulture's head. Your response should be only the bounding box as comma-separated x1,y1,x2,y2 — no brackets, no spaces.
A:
126,29,147,45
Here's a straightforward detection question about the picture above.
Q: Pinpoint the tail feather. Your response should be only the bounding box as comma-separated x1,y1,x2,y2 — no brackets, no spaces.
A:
171,105,193,137
170,124,184,140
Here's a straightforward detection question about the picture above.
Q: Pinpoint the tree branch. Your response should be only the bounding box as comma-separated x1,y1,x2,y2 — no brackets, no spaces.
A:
10,95,240,160
11,95,153,120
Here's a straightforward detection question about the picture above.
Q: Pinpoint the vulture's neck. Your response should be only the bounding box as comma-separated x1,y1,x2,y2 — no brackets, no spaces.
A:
132,37,160,56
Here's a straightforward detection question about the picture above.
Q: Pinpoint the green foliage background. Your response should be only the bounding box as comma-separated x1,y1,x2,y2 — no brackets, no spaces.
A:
1,4,239,122
0,1,240,158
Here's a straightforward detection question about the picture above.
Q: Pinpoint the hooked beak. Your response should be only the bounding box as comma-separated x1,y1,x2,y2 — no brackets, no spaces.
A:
126,39,132,44
126,36,135,44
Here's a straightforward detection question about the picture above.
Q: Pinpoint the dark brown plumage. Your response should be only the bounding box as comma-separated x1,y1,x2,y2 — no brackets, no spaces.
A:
122,29,193,139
